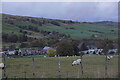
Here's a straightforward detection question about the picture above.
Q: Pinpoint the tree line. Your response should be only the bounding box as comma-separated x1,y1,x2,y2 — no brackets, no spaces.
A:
2,33,28,43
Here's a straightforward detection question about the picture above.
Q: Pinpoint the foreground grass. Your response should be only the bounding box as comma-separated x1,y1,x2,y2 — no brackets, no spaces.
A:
2,55,118,78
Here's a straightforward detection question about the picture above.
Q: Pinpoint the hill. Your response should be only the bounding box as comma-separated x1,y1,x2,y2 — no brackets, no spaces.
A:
2,14,118,40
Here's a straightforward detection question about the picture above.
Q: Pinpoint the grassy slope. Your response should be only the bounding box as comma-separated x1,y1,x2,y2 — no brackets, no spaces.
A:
3,55,118,78
2,14,118,40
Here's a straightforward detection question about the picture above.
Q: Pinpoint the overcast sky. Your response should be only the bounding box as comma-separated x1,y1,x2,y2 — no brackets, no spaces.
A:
2,2,118,22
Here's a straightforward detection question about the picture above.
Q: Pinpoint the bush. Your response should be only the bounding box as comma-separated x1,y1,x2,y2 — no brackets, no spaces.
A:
48,49,56,57
15,50,19,55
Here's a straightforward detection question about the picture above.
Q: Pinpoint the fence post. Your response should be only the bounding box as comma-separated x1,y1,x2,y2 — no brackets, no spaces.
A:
3,54,6,78
58,55,61,78
103,39,109,78
32,57,35,77
24,71,26,80
105,53,108,77
80,55,84,75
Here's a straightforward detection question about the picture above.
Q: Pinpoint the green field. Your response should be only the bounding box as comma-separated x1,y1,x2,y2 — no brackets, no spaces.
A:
2,14,118,40
2,55,118,78
40,23,118,39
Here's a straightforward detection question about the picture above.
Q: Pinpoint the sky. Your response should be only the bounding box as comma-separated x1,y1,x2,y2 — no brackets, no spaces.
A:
1,2,118,22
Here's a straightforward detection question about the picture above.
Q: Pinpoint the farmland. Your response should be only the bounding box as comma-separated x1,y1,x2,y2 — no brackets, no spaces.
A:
2,55,118,78
2,14,118,49
2,14,118,40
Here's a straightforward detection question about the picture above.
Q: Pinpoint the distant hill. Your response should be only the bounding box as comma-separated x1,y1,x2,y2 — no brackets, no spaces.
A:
2,14,118,40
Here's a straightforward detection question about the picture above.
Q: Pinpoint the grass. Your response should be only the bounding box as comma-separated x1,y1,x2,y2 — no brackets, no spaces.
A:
2,14,118,40
2,55,118,78
40,23,118,40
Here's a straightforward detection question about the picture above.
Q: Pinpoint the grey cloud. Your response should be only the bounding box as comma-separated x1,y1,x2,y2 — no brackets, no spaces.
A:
2,2,118,22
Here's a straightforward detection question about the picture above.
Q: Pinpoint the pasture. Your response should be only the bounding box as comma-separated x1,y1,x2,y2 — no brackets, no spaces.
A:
2,55,118,78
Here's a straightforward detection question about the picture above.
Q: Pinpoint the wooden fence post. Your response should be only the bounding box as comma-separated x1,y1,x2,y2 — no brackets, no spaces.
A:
104,39,109,78
3,54,6,78
105,53,108,77
80,55,84,75
32,57,35,77
24,71,26,80
58,55,61,78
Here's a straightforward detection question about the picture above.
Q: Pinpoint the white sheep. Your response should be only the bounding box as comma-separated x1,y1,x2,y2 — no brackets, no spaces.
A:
107,56,113,60
110,56,113,58
72,59,81,66
0,63,5,69
44,55,46,58
54,55,57,57
107,56,111,60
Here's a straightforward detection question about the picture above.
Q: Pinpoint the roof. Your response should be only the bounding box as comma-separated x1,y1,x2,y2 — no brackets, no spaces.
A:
87,45,97,49
43,46,51,50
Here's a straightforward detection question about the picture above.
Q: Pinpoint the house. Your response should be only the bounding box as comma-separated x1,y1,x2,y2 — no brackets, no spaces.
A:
43,46,51,50
79,49,103,55
86,45,98,49
7,50,15,55
19,48,46,56
43,46,56,54
108,49,118,54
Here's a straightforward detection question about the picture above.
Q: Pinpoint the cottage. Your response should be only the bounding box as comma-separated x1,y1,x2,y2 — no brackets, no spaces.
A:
79,49,103,55
108,49,118,54
7,50,15,55
43,46,56,54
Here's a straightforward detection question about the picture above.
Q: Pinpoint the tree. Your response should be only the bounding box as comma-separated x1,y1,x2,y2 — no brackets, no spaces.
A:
30,40,46,48
15,50,19,55
56,39,78,56
48,49,56,57
51,21,60,26
9,44,16,50
19,42,29,48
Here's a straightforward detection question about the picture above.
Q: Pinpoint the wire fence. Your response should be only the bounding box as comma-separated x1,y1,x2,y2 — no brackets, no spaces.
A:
2,55,118,78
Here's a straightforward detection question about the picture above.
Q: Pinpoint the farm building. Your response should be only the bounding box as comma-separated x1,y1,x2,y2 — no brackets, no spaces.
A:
86,45,98,49
19,48,45,56
7,50,15,55
43,46,56,53
108,49,118,54
79,49,103,55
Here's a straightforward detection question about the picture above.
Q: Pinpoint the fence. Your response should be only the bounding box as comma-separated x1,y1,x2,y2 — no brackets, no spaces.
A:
2,55,118,78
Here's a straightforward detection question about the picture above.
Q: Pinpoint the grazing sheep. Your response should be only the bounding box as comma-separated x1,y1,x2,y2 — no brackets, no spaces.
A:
110,56,113,58
0,63,5,69
67,56,69,57
72,59,81,66
107,56,111,60
44,55,46,58
107,56,113,60
54,55,57,57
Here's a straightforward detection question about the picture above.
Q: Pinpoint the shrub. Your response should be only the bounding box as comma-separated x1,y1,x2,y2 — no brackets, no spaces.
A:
48,49,56,57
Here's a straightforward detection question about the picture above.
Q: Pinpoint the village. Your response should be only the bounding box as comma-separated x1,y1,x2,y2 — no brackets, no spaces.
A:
0,45,118,58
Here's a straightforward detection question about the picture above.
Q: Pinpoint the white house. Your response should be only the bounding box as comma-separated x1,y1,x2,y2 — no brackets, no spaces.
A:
7,51,15,55
108,49,118,54
79,49,103,55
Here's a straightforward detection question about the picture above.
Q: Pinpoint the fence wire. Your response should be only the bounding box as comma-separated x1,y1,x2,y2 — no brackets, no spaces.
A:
2,55,118,78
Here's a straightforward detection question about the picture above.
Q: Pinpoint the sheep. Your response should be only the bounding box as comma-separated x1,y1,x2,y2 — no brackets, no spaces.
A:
110,56,113,58
54,55,57,57
107,56,111,60
107,56,113,60
0,63,5,69
72,59,81,66
44,55,46,58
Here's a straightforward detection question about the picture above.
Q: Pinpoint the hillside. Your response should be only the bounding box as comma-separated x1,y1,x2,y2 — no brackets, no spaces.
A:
2,14,118,40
